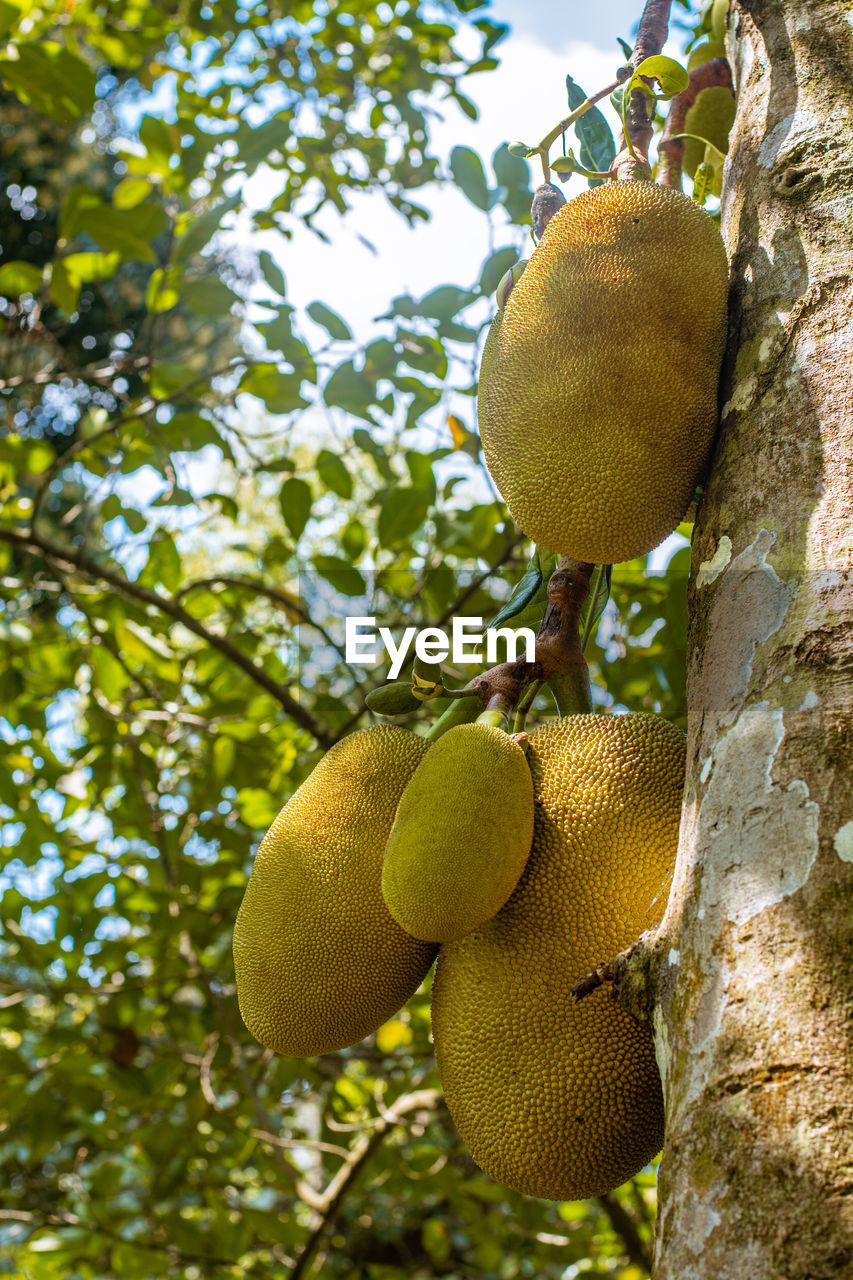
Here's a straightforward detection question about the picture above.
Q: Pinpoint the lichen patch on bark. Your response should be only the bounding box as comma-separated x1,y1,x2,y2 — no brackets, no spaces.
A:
699,702,820,927
697,536,733,587
833,821,853,863
691,532,788,753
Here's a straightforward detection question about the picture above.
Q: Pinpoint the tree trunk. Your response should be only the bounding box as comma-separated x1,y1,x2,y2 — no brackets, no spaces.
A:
653,1,853,1276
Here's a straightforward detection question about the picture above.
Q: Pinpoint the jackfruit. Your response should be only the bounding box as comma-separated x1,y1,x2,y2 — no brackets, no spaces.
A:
381,723,535,942
683,86,736,195
478,180,729,564
687,39,725,71
711,0,729,41
431,712,685,1200
233,725,437,1057
365,681,422,716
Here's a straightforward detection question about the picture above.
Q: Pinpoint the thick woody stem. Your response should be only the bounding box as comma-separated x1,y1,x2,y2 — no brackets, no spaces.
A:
658,57,734,188
536,559,594,715
531,182,567,238
465,560,594,720
612,0,673,181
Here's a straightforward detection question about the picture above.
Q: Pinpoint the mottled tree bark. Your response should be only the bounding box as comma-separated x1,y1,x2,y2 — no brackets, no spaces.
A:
652,1,853,1276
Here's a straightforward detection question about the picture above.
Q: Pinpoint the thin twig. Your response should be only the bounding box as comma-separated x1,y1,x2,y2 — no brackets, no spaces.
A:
0,526,333,746
289,1089,441,1280
596,1190,654,1273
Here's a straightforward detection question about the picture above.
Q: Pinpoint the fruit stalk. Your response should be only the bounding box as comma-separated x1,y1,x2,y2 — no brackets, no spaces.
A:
536,559,594,717
461,560,594,720
613,0,673,180
658,56,734,189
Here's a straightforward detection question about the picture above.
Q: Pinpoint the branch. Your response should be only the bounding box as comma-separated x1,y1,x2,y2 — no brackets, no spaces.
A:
0,526,334,748
571,930,659,1025
596,1190,654,1274
174,573,369,696
177,931,327,1213
464,559,594,720
658,57,734,189
613,0,673,180
289,1089,441,1280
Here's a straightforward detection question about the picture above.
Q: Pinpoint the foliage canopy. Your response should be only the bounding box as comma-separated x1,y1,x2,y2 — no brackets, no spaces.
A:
0,1,709,1276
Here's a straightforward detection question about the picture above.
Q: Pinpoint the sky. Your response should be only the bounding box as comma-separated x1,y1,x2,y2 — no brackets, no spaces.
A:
245,1,689,342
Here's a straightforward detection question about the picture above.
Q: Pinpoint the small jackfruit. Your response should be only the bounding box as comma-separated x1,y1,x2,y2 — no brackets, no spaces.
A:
365,681,422,716
233,725,437,1057
431,712,685,1201
478,181,729,564
683,86,736,195
711,0,729,42
381,723,535,942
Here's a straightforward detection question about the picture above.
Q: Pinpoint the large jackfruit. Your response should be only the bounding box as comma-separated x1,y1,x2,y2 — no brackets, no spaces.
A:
431,713,685,1201
233,725,437,1057
381,723,535,942
478,181,729,564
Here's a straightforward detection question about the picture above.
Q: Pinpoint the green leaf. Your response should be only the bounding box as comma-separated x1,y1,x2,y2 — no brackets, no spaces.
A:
417,285,476,321
316,450,353,499
75,202,168,263
492,142,533,221
492,142,530,190
90,646,131,703
138,534,182,594
307,301,352,341
377,488,430,547
566,76,616,184
490,550,544,630
234,113,288,171
450,145,490,211
175,195,241,259
692,161,714,205
58,184,102,239
48,258,80,312
578,564,613,648
312,556,366,596
61,251,122,283
146,268,180,312
112,177,153,210
180,276,237,316
258,250,286,297
341,519,366,559
631,55,689,99
279,477,312,539
479,247,522,296
139,114,177,168
213,737,236,779
0,41,96,124
0,260,42,296
239,363,307,414
323,361,376,419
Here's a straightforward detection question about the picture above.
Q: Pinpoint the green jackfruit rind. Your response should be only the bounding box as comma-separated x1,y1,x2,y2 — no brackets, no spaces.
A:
683,85,736,188
431,713,686,1201
233,725,437,1057
479,307,502,391
381,723,535,942
687,39,725,71
711,0,729,42
477,181,729,564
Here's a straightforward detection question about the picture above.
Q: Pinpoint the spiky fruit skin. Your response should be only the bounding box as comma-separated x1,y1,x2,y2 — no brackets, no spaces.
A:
478,181,729,564
233,725,437,1057
381,723,535,942
431,713,686,1201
